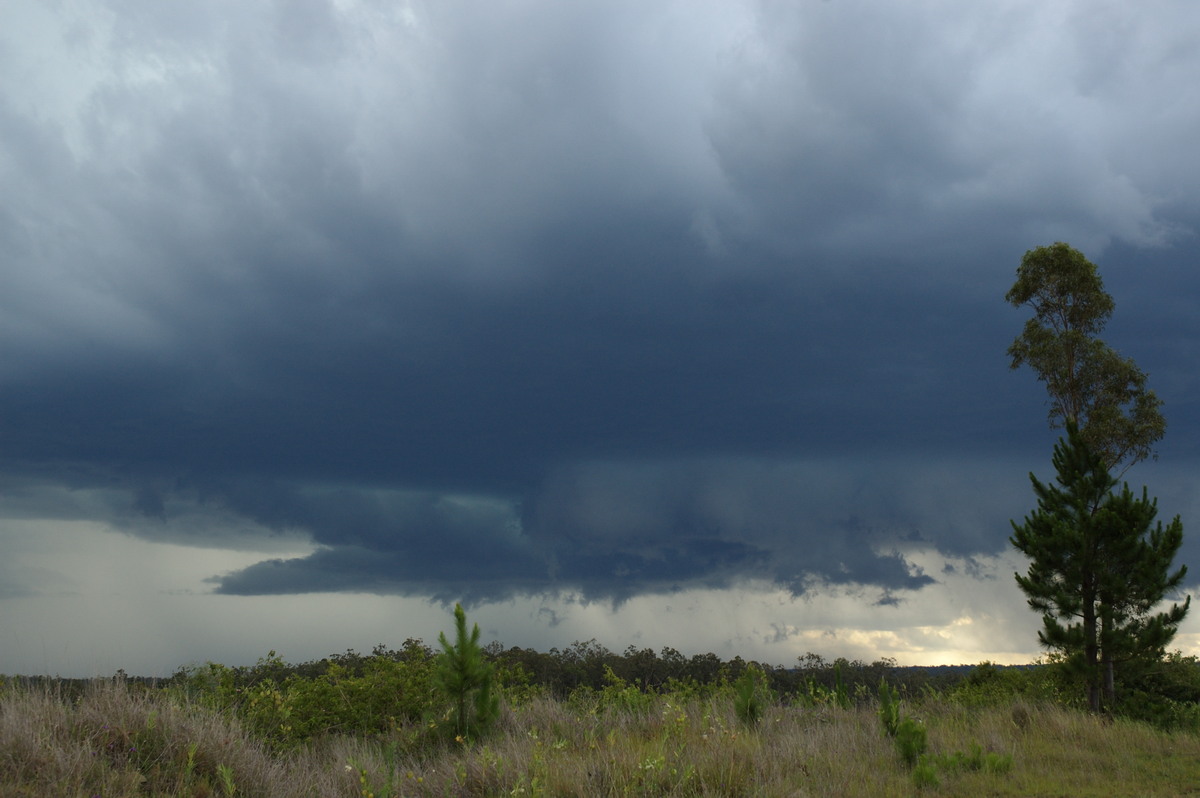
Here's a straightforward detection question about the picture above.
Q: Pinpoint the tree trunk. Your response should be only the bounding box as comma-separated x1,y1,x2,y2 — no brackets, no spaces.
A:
1084,592,1101,713
1100,609,1116,710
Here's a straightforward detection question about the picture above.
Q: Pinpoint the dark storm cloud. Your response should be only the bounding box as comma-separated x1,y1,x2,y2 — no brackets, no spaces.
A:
3,0,1200,604
212,453,1022,602
202,463,937,604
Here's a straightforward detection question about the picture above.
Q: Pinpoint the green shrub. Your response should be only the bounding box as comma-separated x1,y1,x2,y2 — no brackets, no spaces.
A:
923,742,1014,783
984,751,1014,774
280,656,436,740
562,675,653,718
936,742,984,773
1096,652,1200,731
912,756,939,789
797,660,853,708
894,716,927,768
1121,652,1200,701
878,678,929,770
878,680,901,737
176,645,443,749
948,660,1070,707
733,668,766,727
494,661,544,706
598,665,656,715
1114,689,1200,732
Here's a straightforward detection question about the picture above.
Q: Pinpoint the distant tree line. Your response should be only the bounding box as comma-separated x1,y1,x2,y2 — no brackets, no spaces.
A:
155,639,970,701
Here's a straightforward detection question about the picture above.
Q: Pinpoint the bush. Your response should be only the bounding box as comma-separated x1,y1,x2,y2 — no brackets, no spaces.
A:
733,668,766,727
877,679,928,769
173,652,440,749
281,656,436,739
1114,689,1200,732
799,660,853,708
1112,652,1200,730
878,680,901,737
912,757,939,789
948,661,1069,707
895,717,927,768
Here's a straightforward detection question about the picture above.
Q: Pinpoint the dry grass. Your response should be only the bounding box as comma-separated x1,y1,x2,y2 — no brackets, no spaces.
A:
3,679,1200,796
333,695,1200,797
0,679,350,797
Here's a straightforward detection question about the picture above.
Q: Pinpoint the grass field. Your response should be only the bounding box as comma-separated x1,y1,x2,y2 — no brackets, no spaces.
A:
3,675,1199,797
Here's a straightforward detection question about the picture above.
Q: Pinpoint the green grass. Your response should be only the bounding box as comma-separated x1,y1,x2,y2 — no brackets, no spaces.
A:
3,677,1200,797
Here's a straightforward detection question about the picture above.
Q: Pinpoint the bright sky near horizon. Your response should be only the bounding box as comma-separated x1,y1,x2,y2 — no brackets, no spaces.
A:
2,0,1200,677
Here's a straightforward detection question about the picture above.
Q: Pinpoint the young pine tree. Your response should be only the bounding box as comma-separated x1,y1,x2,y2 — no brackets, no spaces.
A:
1011,423,1189,712
1094,483,1190,705
435,603,500,739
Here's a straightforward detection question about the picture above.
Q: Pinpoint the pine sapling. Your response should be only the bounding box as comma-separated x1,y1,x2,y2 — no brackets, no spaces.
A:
833,661,851,709
435,603,499,740
878,680,901,737
895,716,928,768
734,668,765,727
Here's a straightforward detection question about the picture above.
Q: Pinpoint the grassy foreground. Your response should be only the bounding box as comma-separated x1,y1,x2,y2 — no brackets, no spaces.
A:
2,677,1199,797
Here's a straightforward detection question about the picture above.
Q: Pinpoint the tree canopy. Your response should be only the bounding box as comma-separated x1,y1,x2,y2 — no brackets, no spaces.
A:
1006,242,1164,472
1010,423,1189,712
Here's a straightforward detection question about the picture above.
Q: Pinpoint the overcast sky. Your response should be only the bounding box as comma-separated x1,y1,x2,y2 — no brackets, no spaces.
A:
2,0,1199,677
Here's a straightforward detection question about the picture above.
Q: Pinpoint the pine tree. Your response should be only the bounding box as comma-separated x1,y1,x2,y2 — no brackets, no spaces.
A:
434,603,500,739
1094,483,1190,704
1011,424,1189,711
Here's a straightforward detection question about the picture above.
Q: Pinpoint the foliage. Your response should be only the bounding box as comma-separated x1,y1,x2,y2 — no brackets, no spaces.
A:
1105,652,1200,731
480,644,909,704
880,678,1016,788
11,667,1200,796
798,658,855,708
174,648,437,748
911,743,1014,789
159,642,985,752
279,655,437,740
927,743,1013,776
733,667,767,727
894,716,928,767
1006,241,1165,472
1118,651,1200,704
565,665,659,718
912,757,940,789
1010,424,1190,711
1111,689,1200,733
946,661,1070,708
877,679,927,769
434,603,500,740
878,680,901,737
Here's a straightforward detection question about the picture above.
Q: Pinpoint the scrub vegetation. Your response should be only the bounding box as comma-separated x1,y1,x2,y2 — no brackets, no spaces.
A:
3,637,1200,797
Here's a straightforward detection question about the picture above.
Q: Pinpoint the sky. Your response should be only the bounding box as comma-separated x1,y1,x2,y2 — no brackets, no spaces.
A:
2,0,1199,678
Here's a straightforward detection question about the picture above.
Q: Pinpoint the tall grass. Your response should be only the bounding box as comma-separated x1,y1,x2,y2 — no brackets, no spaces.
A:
0,678,347,797
3,677,1199,796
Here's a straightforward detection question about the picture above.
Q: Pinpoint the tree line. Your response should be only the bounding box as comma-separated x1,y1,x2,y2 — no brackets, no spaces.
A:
170,638,964,702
